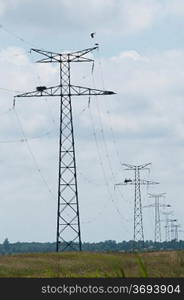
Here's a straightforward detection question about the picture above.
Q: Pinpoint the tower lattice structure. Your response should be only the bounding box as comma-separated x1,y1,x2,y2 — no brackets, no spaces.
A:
115,163,158,249
15,46,115,251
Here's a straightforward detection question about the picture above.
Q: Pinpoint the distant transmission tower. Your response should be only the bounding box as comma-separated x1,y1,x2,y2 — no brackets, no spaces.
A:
14,46,115,252
178,229,184,241
169,219,177,241
162,210,173,242
144,193,170,243
173,223,180,242
115,163,158,249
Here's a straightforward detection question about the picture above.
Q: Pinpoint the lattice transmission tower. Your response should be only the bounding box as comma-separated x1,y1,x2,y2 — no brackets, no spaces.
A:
173,224,180,242
144,193,170,242
115,163,158,249
162,210,173,242
169,220,180,242
14,46,115,252
169,219,177,241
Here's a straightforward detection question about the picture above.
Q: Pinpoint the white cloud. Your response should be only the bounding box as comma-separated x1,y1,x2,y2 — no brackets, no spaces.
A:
0,47,29,65
0,0,163,36
0,0,30,15
111,50,149,62
119,0,161,34
106,49,184,97
164,0,184,16
1,0,184,40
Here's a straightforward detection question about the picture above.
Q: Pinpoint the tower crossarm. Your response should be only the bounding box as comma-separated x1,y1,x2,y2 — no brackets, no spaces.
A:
15,85,115,99
144,204,171,208
31,46,98,63
148,193,166,198
143,204,155,208
115,179,159,187
168,219,177,223
139,180,159,185
122,163,151,170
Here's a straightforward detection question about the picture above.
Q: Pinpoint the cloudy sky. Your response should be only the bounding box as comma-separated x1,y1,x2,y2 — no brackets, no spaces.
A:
0,0,184,244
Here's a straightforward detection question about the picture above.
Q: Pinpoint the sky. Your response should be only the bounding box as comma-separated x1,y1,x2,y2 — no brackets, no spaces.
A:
0,0,184,243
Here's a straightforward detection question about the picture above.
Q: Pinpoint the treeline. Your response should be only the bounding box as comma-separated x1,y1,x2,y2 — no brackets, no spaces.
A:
1,238,184,254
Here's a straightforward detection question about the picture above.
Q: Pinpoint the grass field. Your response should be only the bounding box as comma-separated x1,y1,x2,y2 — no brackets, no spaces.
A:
0,251,184,277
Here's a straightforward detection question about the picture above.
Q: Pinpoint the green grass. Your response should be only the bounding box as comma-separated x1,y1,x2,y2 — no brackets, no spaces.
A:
0,250,184,277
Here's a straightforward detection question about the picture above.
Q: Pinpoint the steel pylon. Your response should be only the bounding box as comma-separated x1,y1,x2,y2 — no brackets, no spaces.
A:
162,210,173,242
14,46,115,252
145,193,170,243
115,163,159,250
168,219,177,241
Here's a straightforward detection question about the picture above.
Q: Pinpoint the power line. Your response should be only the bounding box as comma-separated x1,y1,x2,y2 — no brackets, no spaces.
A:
93,45,122,165
0,138,26,144
81,201,111,225
91,78,127,216
13,108,56,200
0,23,38,48
90,78,133,228
0,105,54,142
88,106,131,233
86,58,135,232
0,130,54,144
0,107,14,117
78,170,106,187
0,87,22,93
91,51,130,208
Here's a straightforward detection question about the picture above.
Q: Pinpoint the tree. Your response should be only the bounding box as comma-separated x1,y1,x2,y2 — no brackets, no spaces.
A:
3,238,11,254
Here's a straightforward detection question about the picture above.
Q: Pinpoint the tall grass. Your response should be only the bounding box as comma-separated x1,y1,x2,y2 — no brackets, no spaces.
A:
136,255,148,277
0,251,183,277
